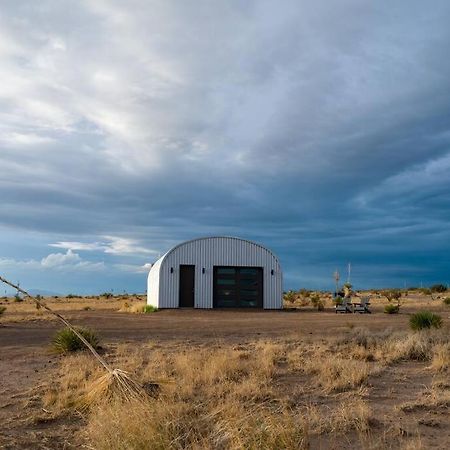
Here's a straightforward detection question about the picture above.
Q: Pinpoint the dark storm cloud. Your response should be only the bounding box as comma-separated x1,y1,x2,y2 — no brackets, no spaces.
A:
1,0,450,292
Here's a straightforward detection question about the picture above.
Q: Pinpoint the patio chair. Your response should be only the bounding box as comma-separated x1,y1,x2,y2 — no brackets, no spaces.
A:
353,297,371,314
335,299,353,313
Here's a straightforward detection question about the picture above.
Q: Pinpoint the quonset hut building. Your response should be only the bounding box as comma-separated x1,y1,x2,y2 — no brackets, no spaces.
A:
147,237,282,309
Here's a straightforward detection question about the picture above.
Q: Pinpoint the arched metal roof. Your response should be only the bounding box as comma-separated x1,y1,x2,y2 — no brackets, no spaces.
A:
156,236,280,265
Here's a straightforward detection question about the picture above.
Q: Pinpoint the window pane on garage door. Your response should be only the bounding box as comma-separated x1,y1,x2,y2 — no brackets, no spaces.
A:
213,267,263,308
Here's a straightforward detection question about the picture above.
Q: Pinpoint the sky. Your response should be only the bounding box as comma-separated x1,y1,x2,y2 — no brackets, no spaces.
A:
1,0,450,295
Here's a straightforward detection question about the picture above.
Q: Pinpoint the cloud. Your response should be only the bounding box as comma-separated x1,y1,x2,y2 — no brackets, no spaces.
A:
50,236,158,255
1,1,450,290
0,250,104,272
114,262,153,274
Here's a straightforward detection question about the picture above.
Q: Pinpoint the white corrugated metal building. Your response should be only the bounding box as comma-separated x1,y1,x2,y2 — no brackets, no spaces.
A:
147,236,282,309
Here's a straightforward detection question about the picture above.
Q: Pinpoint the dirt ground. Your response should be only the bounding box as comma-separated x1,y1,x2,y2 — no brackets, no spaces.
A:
1,296,449,449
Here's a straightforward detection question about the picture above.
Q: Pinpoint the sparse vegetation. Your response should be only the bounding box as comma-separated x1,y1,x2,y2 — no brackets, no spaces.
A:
283,290,297,303
0,306,6,315
442,297,450,305
419,287,432,296
40,322,450,449
52,327,100,354
409,311,443,331
381,289,402,303
384,304,400,314
101,292,113,299
143,304,158,313
1,280,449,449
430,283,447,293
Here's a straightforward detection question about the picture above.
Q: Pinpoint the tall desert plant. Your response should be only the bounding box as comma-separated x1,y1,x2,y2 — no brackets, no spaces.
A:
0,275,149,403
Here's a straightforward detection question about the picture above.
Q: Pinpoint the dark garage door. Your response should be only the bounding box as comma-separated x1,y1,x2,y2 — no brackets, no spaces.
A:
213,266,263,308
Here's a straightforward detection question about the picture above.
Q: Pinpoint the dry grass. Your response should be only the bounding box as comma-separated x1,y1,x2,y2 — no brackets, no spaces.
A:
339,327,450,365
430,342,450,372
0,294,146,322
43,338,375,449
35,322,450,450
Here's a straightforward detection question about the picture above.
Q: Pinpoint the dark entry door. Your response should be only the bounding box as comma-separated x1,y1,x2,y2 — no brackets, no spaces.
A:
179,265,195,307
213,266,263,308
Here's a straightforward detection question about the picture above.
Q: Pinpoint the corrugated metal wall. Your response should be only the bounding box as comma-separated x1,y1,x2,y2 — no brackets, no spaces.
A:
147,256,163,308
148,237,282,309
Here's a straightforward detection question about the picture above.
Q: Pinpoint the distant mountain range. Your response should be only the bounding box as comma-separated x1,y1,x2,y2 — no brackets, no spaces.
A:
2,288,62,297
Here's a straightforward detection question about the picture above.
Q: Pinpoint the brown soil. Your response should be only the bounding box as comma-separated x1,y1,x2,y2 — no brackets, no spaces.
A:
1,307,449,449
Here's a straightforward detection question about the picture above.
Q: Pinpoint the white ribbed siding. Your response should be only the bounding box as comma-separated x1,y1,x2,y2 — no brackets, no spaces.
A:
147,256,163,308
147,237,282,309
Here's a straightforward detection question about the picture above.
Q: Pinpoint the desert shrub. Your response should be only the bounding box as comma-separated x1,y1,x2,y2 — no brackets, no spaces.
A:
143,305,158,313
443,297,450,306
83,306,91,311
409,311,443,331
299,288,311,298
310,294,320,307
310,294,325,310
14,293,23,302
0,306,6,315
101,292,113,299
283,290,297,303
52,327,100,354
430,284,447,293
384,304,400,314
333,296,343,306
66,293,81,299
419,288,432,296
381,289,401,303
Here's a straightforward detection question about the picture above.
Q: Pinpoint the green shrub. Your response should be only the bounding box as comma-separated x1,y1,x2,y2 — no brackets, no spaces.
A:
409,311,443,331
443,297,450,306
14,293,23,302
143,305,158,313
384,304,400,314
333,296,343,306
430,284,447,293
0,306,6,316
317,300,325,311
52,327,100,354
101,292,113,299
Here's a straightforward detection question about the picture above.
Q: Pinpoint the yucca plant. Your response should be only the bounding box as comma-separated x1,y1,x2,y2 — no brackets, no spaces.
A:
0,275,151,404
52,326,100,354
409,311,442,331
